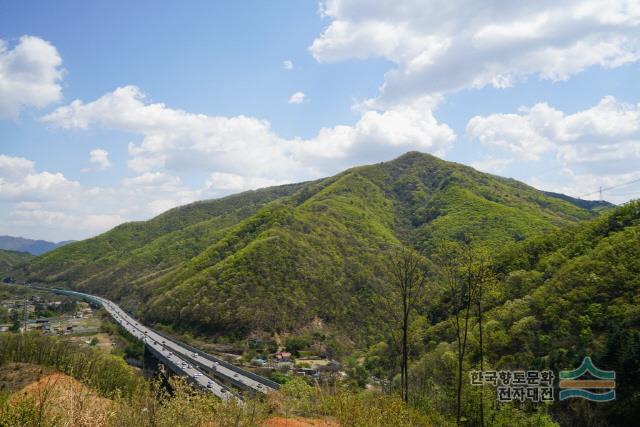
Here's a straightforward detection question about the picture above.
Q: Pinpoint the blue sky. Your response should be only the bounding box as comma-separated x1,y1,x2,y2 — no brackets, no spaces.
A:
1,1,640,240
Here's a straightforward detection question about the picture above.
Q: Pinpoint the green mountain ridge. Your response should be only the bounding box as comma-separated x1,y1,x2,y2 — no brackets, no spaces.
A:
19,152,605,338
0,249,33,277
410,200,640,425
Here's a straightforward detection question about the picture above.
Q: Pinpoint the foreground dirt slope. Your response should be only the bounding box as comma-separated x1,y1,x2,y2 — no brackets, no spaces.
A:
16,371,113,425
264,417,339,427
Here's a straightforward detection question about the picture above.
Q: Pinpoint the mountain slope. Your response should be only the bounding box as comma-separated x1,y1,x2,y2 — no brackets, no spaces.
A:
411,200,640,426
0,249,33,277
0,236,73,255
21,152,604,337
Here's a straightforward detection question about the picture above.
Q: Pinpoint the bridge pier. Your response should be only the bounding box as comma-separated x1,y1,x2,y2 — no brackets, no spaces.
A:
143,344,176,394
143,344,161,377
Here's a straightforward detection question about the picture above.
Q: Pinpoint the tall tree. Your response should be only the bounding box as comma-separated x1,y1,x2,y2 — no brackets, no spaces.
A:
471,248,495,427
381,245,430,403
437,241,480,426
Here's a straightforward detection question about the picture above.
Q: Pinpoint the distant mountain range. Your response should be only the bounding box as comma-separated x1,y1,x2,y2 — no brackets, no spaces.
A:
0,236,74,256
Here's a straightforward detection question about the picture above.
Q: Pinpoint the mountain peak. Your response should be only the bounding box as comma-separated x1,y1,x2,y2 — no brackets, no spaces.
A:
18,152,607,336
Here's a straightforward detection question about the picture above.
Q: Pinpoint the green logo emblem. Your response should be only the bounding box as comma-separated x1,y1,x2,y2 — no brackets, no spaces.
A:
559,357,615,402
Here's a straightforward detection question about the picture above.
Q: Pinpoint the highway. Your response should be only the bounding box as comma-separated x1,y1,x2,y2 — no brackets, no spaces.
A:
35,287,279,399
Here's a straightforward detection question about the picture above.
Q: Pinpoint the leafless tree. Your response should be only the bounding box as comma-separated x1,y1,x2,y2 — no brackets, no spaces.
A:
382,245,430,403
471,248,495,427
437,241,479,426
436,240,496,426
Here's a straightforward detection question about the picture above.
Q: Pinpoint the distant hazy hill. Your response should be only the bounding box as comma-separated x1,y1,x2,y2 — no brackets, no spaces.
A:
0,236,74,256
21,152,606,337
542,190,614,211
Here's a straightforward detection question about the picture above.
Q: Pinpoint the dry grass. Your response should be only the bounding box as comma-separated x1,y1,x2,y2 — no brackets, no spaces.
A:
0,362,51,393
2,364,432,427
14,372,113,426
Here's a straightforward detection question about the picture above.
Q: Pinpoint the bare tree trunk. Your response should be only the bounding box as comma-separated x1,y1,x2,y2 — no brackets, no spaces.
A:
442,242,479,427
382,245,429,405
478,287,484,427
403,310,409,403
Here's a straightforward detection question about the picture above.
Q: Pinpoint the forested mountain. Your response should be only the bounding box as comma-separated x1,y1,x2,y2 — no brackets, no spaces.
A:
0,249,33,276
19,152,604,338
406,200,640,426
0,235,73,255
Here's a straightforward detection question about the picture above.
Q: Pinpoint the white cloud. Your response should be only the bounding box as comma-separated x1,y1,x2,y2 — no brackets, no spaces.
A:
288,91,305,104
205,172,289,196
470,157,513,174
283,60,294,70
528,169,640,204
294,96,454,173
0,170,80,202
468,96,640,170
8,210,126,236
86,148,111,171
0,35,64,119
0,153,201,240
467,106,556,161
310,0,640,105
42,85,455,182
0,154,36,180
25,85,455,238
467,96,640,201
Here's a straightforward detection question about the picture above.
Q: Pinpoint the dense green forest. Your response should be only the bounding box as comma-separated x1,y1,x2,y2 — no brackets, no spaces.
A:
18,152,607,338
0,249,32,277
393,200,640,426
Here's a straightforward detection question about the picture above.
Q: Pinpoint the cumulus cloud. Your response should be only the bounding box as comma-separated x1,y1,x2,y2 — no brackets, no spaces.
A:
0,35,64,118
467,96,640,201
470,157,513,174
0,154,36,179
42,85,455,182
0,154,80,202
283,60,294,70
0,153,199,240
467,96,640,171
204,172,289,196
86,148,111,171
7,210,126,236
310,0,640,105
288,91,305,104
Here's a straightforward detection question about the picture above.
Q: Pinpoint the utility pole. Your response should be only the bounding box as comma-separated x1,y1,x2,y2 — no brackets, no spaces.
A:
22,299,29,333
599,186,603,201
